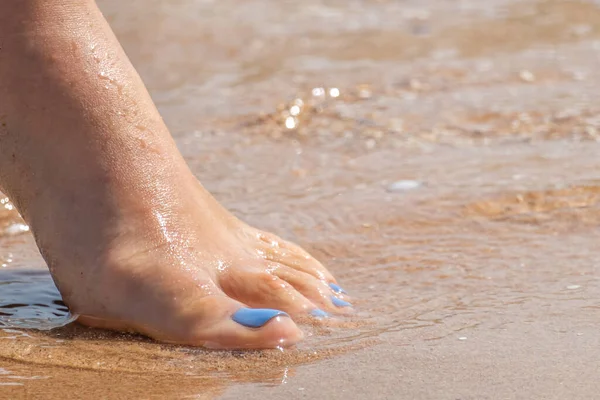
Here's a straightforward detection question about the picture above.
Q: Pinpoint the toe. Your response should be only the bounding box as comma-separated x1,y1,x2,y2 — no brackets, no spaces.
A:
155,295,303,349
231,307,288,328
255,232,336,283
219,267,319,316
328,282,348,294
272,266,352,314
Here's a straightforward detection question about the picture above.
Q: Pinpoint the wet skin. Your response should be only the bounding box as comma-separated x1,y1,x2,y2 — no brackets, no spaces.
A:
0,0,351,349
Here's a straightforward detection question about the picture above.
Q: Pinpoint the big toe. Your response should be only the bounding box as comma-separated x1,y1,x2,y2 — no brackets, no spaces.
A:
166,295,303,350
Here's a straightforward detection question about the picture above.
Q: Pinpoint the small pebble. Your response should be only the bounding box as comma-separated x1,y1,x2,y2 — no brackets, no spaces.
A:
519,70,535,82
357,85,372,99
386,180,422,193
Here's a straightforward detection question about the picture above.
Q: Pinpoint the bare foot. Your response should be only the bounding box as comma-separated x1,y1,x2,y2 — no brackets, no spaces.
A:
59,176,352,349
0,0,350,349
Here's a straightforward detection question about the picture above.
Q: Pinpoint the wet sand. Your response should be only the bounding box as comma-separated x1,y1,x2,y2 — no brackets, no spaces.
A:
3,0,600,398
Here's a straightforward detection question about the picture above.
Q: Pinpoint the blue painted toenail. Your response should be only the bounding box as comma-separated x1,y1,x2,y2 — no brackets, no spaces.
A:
331,296,352,308
231,308,288,328
310,309,329,318
329,283,347,294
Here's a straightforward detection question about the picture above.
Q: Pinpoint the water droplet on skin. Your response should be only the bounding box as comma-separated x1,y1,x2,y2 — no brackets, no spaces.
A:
566,285,581,290
329,88,340,98
458,336,467,341
290,105,301,116
216,260,228,273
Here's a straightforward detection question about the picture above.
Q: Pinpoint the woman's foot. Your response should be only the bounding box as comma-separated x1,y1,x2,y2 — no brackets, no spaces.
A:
50,175,352,349
62,185,351,349
0,0,350,349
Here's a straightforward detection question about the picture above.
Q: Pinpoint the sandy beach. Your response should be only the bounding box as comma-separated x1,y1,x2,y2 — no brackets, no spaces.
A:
2,0,600,398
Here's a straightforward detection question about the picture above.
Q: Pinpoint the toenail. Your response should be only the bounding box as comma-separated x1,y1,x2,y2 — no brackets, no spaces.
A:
331,296,352,308
231,308,289,328
310,309,329,318
329,283,347,294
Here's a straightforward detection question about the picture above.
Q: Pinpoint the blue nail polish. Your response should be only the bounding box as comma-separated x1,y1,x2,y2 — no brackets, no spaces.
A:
331,296,352,308
310,309,329,318
329,283,347,294
231,308,288,328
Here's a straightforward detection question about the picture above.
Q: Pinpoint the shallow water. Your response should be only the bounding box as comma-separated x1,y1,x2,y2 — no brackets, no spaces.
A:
3,0,600,398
